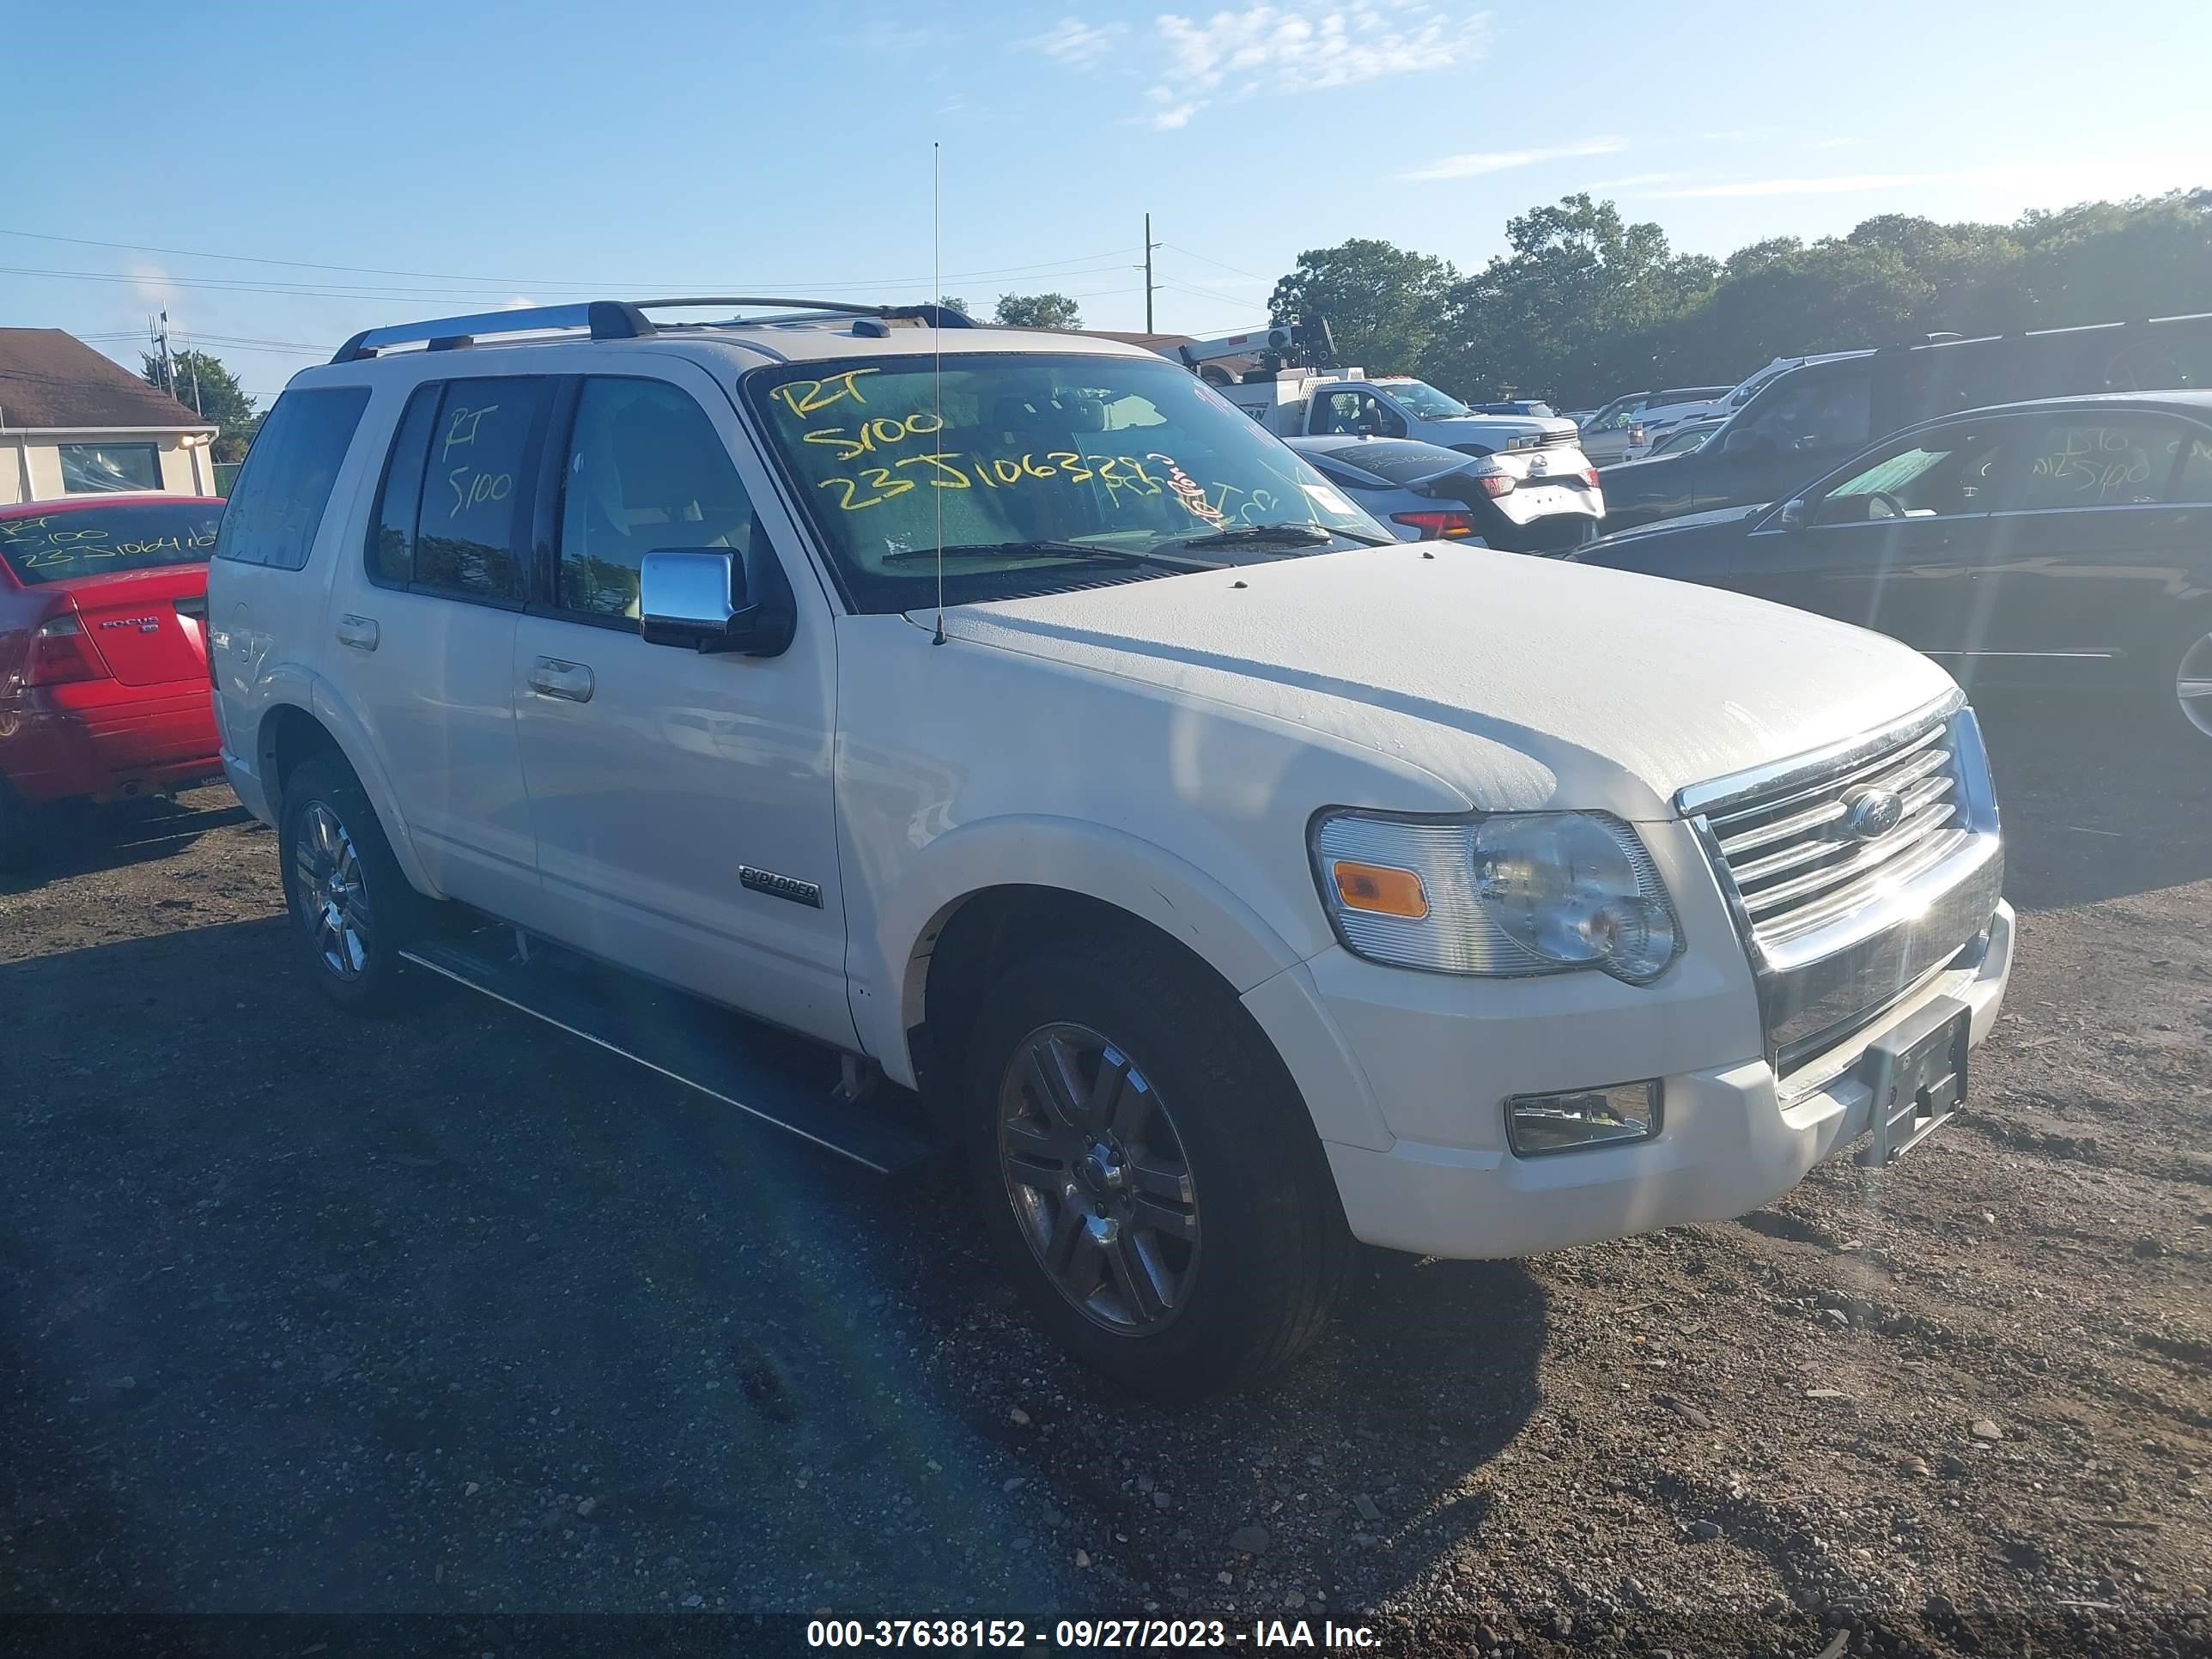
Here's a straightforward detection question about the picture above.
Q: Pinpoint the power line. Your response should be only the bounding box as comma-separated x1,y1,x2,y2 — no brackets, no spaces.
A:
1164,241,1275,284
0,228,1150,295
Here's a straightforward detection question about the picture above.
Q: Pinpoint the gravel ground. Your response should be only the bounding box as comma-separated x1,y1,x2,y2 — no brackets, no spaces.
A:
2,693,2208,1657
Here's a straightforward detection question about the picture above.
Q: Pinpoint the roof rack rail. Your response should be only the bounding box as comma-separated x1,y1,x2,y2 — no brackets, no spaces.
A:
329,296,975,364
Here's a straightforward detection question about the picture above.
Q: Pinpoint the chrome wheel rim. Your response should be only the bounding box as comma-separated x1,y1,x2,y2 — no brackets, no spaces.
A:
294,801,372,981
2179,629,2212,739
997,1023,1200,1335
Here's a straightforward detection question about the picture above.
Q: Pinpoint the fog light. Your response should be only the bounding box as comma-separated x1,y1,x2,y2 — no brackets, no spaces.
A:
1506,1080,1661,1156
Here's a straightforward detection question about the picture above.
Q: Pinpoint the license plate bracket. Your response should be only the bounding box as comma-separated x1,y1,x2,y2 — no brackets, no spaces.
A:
1856,994,1970,1168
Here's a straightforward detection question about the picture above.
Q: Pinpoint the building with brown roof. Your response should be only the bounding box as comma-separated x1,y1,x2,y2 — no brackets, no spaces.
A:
0,328,220,503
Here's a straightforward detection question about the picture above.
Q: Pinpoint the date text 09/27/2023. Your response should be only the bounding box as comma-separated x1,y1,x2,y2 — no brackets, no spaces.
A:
804,1616,1382,1649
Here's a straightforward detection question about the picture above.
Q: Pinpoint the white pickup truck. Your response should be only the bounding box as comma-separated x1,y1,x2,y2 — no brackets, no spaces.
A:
210,300,2012,1401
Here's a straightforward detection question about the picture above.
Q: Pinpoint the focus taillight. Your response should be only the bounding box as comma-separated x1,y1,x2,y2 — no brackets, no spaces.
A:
1391,509,1480,540
26,612,111,686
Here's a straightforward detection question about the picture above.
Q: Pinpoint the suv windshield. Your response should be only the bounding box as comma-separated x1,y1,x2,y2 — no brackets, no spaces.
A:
745,352,1385,612
0,501,222,586
1376,380,1472,420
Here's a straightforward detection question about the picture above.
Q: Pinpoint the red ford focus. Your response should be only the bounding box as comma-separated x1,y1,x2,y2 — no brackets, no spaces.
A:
0,493,226,866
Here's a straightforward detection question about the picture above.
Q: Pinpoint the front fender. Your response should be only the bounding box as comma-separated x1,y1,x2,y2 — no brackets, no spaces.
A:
858,815,1312,1089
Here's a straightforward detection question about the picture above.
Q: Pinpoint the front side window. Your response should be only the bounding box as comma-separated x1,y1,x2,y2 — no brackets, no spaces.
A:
1810,422,2009,526
216,386,371,570
1376,380,1471,421
558,378,757,620
2015,416,2185,510
1733,365,1872,455
0,501,221,585
744,352,1384,614
58,442,161,494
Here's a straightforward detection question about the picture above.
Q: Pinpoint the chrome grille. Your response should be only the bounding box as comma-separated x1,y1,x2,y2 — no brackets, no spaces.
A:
1704,718,1972,949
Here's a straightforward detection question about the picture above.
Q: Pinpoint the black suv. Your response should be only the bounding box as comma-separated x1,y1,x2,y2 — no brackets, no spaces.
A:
1597,314,2212,531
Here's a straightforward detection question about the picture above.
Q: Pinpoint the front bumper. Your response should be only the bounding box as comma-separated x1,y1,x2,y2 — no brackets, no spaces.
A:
1255,901,2012,1261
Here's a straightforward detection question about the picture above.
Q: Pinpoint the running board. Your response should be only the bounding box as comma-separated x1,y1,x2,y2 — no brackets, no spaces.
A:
399,932,936,1176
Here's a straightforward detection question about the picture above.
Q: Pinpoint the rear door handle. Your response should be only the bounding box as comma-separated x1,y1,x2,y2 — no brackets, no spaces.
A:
527,656,595,703
336,614,380,652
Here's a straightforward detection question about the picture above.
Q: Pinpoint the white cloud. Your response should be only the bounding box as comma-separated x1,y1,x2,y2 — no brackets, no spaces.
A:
1398,135,1622,183
1583,170,1686,190
1142,2,1490,129
1021,17,1126,64
501,295,538,310
1639,157,2206,204
130,264,180,309
1646,170,1954,199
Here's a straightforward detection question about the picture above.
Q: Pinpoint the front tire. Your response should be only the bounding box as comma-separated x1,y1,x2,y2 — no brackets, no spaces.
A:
278,753,421,1012
962,931,1352,1401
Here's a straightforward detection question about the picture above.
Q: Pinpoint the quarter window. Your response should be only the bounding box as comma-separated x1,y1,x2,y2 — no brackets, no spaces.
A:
215,386,371,570
367,385,441,587
2016,417,2184,509
2174,429,2212,503
556,379,757,621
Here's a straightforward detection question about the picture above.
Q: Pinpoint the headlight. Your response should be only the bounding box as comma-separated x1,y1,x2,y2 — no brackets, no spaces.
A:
1311,810,1680,983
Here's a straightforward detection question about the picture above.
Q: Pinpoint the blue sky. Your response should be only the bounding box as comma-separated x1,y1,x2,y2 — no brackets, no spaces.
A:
5,0,2208,405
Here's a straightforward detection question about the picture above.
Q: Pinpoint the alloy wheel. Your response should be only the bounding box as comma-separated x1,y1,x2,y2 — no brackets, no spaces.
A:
2178,628,2212,739
996,1023,1200,1334
295,801,373,981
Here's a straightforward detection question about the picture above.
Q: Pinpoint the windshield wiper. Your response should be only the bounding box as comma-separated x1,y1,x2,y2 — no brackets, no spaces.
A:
1173,522,1395,550
881,540,1223,571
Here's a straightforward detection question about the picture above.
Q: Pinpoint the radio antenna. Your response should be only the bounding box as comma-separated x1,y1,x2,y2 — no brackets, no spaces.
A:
931,140,946,647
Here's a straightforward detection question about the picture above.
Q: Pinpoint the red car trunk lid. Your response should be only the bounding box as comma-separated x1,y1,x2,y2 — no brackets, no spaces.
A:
44,564,211,687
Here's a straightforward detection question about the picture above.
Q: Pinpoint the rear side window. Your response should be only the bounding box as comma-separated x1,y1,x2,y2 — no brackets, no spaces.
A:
365,377,550,602
215,386,370,570
2016,416,2185,509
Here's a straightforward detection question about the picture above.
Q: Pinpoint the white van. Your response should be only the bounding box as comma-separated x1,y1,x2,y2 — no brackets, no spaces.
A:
210,299,2012,1400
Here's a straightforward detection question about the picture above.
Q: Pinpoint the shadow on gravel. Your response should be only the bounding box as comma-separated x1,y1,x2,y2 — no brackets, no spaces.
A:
0,792,254,895
1970,691,2212,912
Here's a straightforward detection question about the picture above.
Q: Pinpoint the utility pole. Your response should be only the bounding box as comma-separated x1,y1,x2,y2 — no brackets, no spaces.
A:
153,311,174,396
1142,213,1162,335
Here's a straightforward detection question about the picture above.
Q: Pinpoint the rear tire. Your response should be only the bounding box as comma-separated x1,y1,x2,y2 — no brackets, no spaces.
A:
962,930,1352,1402
278,753,422,1012
2157,604,2212,748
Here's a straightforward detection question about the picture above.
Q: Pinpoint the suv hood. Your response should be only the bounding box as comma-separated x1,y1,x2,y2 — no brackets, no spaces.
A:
931,544,1955,820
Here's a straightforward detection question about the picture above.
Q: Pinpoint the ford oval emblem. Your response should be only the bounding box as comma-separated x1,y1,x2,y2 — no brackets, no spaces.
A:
1840,787,1905,841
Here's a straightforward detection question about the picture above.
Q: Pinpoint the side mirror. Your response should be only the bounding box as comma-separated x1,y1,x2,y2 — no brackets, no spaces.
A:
1778,497,1808,531
639,549,793,657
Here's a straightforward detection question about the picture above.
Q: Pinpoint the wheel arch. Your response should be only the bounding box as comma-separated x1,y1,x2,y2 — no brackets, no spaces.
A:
878,817,1313,1102
252,680,438,896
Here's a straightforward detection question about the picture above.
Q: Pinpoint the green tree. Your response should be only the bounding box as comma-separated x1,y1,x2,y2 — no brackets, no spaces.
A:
1269,238,1456,375
143,349,258,463
1431,195,1713,404
936,295,970,317
994,292,1082,329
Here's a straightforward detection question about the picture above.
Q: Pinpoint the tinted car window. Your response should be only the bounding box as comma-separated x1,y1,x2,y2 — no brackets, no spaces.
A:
558,378,758,621
215,386,370,570
1812,423,2008,526
2016,416,2184,509
0,501,222,586
411,379,550,601
1733,363,1872,453
1304,438,1461,485
2175,427,2212,502
367,385,441,587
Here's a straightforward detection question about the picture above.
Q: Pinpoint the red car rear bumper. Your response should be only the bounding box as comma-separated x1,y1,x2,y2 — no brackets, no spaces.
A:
1,678,222,805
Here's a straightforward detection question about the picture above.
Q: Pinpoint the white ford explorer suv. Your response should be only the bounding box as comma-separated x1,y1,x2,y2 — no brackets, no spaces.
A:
210,299,2013,1401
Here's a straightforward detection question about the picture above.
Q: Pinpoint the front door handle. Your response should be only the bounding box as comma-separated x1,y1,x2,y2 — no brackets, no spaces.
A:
336,614,380,652
527,656,595,703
